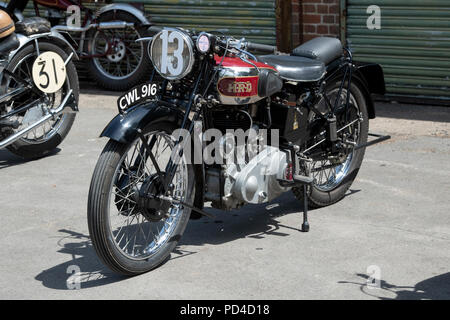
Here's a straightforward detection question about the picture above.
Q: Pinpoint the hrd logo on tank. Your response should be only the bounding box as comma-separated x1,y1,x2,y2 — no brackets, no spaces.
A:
218,76,258,97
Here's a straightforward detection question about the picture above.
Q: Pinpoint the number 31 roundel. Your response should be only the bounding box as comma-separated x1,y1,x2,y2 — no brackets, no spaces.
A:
32,52,67,94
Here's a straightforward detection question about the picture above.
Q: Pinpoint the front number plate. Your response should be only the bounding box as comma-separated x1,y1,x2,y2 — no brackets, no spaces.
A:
117,82,158,113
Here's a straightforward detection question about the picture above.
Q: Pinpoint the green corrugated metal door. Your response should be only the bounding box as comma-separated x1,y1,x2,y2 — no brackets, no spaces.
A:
344,0,450,99
120,0,277,45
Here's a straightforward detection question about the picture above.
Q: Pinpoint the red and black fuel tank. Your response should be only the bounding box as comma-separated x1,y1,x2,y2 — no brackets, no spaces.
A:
214,56,283,105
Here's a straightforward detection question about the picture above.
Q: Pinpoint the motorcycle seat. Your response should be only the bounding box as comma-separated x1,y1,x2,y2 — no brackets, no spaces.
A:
291,37,343,65
0,33,19,57
258,55,325,82
15,17,51,36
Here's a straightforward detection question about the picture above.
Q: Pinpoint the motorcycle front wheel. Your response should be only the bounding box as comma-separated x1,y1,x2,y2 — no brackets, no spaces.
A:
88,122,194,275
3,41,78,159
86,11,153,91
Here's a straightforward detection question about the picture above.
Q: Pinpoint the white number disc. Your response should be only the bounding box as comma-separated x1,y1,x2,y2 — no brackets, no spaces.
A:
32,51,67,93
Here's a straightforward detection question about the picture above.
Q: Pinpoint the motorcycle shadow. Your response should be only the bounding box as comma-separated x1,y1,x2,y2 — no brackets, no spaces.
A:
339,272,450,300
179,191,323,247
34,193,309,290
180,188,360,248
0,148,61,169
35,229,128,290
34,189,360,289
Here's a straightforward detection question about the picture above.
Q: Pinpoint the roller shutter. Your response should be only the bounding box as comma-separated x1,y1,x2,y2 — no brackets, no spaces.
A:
343,0,450,100
119,0,277,45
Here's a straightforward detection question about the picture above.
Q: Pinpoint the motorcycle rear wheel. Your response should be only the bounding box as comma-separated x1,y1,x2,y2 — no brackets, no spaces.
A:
86,11,153,91
293,79,369,208
88,122,194,275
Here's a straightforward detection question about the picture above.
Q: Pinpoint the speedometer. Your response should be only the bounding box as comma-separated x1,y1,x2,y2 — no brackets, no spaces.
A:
149,29,195,80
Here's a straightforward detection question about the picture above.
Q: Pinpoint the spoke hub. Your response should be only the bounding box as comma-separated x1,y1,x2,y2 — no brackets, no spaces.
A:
137,174,171,222
106,39,126,62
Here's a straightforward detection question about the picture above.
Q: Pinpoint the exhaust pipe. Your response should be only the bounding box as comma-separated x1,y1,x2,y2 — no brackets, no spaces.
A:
52,22,134,33
0,90,78,149
98,21,134,29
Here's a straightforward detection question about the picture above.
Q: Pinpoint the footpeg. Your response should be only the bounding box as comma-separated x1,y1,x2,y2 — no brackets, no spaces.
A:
278,174,314,187
355,133,391,150
0,119,20,129
293,174,314,185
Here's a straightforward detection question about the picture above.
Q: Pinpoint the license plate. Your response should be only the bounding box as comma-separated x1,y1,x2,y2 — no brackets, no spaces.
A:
117,82,158,113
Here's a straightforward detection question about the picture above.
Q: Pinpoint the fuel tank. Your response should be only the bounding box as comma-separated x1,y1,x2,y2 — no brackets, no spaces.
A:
215,56,283,105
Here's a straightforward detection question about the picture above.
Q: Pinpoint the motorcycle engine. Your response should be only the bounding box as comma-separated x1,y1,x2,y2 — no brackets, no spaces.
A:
205,108,291,210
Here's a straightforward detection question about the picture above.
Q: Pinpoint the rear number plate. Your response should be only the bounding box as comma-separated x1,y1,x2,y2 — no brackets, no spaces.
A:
117,82,158,113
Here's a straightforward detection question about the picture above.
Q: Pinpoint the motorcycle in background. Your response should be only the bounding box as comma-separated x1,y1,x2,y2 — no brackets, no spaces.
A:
87,26,390,275
0,10,78,159
3,0,153,91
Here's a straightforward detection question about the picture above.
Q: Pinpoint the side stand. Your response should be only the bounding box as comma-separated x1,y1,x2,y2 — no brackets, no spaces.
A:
302,185,310,232
292,174,314,232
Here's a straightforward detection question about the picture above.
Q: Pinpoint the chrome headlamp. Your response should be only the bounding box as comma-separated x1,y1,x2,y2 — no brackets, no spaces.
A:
149,28,195,80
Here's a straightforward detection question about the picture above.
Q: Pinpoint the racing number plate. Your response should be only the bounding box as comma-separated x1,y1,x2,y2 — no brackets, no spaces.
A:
117,82,158,113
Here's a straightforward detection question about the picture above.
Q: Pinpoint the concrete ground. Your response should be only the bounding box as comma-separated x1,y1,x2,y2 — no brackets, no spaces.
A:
0,91,449,300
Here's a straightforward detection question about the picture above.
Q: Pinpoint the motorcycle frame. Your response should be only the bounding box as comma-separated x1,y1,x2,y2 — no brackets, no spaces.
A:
100,39,388,216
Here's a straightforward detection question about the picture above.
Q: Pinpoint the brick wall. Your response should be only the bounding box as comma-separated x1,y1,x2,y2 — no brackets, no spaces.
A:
291,0,302,48
301,0,340,42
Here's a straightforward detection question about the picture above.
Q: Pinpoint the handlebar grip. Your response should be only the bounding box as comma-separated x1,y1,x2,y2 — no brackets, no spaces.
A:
146,25,163,35
246,42,277,53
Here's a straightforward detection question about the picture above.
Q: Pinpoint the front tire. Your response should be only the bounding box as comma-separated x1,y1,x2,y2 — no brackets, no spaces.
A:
88,122,194,275
4,42,78,159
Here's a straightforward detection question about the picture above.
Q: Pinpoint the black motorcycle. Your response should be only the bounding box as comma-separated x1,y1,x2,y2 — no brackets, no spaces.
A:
88,27,389,275
0,14,78,158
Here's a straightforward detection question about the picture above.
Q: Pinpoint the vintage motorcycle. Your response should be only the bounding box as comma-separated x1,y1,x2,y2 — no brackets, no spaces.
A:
0,10,78,158
87,26,389,275
3,0,153,91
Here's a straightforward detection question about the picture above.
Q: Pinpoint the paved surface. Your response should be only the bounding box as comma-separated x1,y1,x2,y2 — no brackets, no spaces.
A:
0,92,449,300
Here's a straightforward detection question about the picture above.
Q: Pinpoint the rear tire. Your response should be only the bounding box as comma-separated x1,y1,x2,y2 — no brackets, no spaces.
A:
86,11,153,91
293,79,369,208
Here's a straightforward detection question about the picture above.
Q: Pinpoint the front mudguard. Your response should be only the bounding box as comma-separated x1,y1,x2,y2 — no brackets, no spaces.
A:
100,102,183,144
10,32,79,62
100,101,205,216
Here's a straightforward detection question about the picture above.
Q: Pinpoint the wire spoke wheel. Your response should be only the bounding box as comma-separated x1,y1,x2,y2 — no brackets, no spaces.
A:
88,122,195,275
86,11,153,91
293,79,368,208
91,27,142,80
4,52,68,144
109,131,187,260
311,87,361,192
1,41,78,159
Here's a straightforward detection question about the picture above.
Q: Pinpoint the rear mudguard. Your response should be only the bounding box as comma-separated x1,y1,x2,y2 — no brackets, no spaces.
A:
100,102,205,213
96,3,151,26
326,60,385,119
352,61,386,119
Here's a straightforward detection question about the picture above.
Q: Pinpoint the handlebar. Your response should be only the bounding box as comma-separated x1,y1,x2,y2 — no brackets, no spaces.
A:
146,25,163,35
245,42,277,54
143,27,277,55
